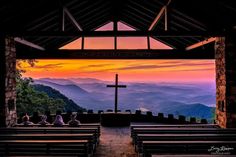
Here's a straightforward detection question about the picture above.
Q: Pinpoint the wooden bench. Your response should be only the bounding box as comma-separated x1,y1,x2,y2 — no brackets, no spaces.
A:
134,133,236,152
15,123,101,135
0,140,90,157
0,133,96,154
140,141,236,157
131,128,236,140
0,127,100,135
130,124,219,137
15,123,100,127
152,155,236,157
0,127,100,145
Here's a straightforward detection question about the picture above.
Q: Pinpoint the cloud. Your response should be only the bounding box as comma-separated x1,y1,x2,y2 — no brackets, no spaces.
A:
85,64,113,68
175,68,215,72
112,61,215,71
29,63,65,69
179,62,214,67
76,64,114,70
117,65,167,70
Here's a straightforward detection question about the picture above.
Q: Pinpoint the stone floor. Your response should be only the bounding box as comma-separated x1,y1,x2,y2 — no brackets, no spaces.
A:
94,126,137,157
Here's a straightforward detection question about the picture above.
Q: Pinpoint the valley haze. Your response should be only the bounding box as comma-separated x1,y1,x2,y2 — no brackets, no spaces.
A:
33,77,216,122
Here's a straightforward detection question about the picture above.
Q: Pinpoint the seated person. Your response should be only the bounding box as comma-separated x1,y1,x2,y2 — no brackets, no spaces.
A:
31,111,41,124
68,114,81,127
38,115,50,126
20,115,34,126
53,115,65,127
45,110,53,123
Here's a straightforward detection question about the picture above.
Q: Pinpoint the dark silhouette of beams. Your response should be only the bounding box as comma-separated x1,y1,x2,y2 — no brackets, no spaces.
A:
16,49,214,59
2,30,227,37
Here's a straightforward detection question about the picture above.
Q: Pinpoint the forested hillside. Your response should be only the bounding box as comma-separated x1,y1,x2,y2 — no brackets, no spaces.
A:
33,84,85,112
16,77,85,115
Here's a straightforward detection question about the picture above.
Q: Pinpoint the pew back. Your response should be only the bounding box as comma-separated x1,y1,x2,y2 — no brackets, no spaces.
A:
0,140,89,156
141,141,236,157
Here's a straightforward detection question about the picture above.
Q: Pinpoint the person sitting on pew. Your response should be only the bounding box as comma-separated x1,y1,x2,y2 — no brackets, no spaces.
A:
21,115,34,126
31,111,41,124
68,114,81,127
38,115,50,126
53,115,65,127
45,110,53,123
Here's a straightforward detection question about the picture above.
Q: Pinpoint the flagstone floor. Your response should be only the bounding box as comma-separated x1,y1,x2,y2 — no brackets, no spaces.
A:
94,126,137,157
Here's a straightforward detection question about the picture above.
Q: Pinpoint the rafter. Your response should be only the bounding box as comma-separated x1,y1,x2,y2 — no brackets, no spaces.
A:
185,37,217,51
149,0,171,31
63,7,83,31
16,49,214,59
3,30,226,37
14,37,45,51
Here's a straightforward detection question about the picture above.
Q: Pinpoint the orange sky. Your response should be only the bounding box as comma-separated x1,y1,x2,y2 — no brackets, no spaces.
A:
19,59,216,83
19,22,215,83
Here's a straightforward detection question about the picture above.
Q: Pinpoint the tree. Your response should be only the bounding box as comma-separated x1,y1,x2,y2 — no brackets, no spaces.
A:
16,77,65,115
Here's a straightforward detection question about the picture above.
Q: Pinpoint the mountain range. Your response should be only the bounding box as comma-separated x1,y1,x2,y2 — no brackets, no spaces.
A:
34,78,216,121
32,84,86,112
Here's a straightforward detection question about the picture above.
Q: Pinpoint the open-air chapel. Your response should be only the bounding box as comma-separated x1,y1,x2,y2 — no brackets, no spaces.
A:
0,0,236,156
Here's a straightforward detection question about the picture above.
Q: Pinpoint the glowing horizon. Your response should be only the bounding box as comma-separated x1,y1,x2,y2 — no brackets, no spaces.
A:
19,59,216,83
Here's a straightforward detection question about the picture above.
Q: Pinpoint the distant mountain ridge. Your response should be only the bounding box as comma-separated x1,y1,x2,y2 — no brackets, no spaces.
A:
157,101,215,120
34,78,216,121
38,77,110,85
32,84,86,112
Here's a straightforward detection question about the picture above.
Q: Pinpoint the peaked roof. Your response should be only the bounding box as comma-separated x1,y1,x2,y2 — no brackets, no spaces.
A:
1,0,236,51
60,21,173,49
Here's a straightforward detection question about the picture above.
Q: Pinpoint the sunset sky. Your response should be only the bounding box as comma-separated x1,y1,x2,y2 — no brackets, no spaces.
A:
19,22,215,83
19,59,216,83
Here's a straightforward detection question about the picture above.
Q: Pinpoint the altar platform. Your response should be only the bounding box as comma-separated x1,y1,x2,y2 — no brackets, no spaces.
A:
101,112,131,127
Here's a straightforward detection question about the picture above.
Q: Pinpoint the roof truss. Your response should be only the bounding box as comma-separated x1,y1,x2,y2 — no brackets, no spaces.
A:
63,7,83,31
14,37,45,51
149,0,172,31
186,37,217,51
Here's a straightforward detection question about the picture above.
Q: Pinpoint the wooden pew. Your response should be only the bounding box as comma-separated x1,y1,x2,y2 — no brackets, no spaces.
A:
131,124,219,129
131,128,236,140
15,123,101,136
0,140,90,156
0,127,100,145
135,133,236,152
152,155,235,157
0,133,96,154
141,141,236,157
130,124,219,137
15,123,100,128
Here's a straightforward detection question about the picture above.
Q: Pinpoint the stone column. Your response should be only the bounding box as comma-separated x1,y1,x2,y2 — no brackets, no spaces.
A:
0,36,6,127
215,34,236,128
0,36,17,127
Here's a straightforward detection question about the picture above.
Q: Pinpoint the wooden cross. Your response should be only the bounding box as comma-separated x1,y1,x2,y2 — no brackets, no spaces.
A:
107,74,127,113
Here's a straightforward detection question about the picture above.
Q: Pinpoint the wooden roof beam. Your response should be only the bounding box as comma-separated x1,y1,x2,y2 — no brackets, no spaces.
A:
63,7,83,31
185,37,217,51
14,37,45,51
149,0,171,31
3,30,227,37
16,49,214,59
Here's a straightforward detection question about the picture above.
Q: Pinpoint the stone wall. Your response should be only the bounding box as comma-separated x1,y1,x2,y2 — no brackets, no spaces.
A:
0,37,17,127
215,37,227,128
225,34,236,128
215,35,236,128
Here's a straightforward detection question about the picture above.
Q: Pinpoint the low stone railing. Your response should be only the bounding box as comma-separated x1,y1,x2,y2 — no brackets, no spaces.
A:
17,109,210,125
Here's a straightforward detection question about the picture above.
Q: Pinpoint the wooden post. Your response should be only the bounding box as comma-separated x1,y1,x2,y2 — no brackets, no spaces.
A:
114,19,118,50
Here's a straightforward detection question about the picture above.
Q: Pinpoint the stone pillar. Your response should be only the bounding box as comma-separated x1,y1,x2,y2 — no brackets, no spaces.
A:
215,35,236,128
0,36,6,127
0,36,17,127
